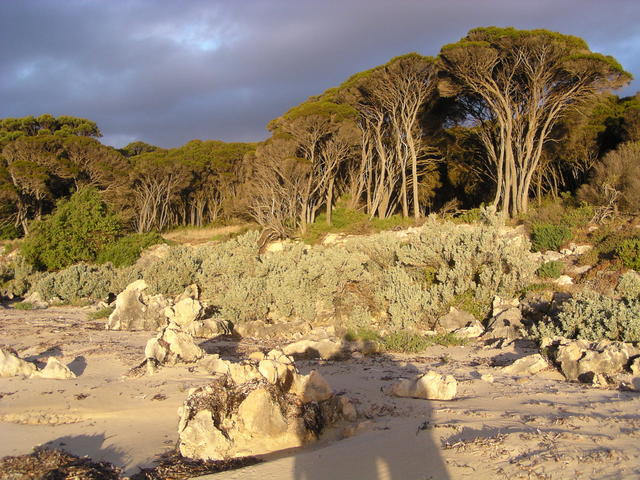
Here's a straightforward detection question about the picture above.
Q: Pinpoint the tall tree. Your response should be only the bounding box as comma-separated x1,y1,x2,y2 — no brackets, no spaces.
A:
438,27,631,215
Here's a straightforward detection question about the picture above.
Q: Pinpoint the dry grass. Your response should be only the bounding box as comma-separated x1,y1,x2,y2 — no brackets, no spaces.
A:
161,223,257,245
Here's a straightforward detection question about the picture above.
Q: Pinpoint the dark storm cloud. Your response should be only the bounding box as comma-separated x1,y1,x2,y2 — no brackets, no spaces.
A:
1,0,639,148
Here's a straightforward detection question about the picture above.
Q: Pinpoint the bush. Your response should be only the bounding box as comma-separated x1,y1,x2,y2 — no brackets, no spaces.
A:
96,232,165,267
0,223,21,240
530,223,572,252
537,261,563,279
87,306,115,320
579,141,640,213
20,188,122,271
530,290,640,342
615,238,640,270
382,331,465,353
13,301,34,310
616,271,640,299
33,263,121,302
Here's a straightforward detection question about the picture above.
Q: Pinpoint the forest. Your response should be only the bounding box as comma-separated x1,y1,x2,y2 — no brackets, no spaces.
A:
0,27,638,264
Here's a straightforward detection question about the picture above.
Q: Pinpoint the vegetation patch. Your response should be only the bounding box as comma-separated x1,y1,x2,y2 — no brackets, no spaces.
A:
537,261,564,279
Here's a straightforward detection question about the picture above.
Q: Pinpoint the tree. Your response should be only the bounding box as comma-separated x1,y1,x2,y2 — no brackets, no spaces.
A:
439,27,631,216
20,187,122,271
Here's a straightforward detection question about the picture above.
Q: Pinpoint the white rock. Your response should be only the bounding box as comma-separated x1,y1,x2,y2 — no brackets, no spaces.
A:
390,371,457,401
453,320,484,339
0,348,37,377
502,354,548,376
36,357,76,379
291,370,333,402
554,275,574,286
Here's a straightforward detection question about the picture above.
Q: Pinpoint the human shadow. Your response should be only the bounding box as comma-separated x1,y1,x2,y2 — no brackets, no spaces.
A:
292,348,451,480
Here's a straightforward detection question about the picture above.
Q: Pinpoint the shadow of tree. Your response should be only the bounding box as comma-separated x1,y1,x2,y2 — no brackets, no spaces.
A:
42,433,128,468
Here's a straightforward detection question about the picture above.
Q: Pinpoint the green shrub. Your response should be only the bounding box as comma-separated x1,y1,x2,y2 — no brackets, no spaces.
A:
344,327,380,342
142,246,204,296
382,331,466,353
87,306,115,320
33,263,120,302
616,271,640,299
530,290,640,342
530,223,572,252
97,232,165,267
453,208,482,224
13,301,34,310
0,223,21,240
20,188,122,271
615,238,640,270
537,261,563,279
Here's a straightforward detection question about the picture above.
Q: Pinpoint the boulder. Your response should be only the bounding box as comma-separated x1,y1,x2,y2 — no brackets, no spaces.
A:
436,307,476,333
485,296,523,339
145,326,204,365
631,357,640,376
548,338,639,383
554,275,574,287
390,371,457,401
36,357,76,379
502,354,548,376
453,320,484,339
106,280,169,331
0,348,37,377
282,339,344,360
178,355,351,461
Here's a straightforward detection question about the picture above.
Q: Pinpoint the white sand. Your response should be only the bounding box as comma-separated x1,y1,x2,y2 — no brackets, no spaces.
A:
2,306,640,479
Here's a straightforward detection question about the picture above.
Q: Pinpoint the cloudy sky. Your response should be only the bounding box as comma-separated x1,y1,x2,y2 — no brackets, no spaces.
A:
1,1,639,148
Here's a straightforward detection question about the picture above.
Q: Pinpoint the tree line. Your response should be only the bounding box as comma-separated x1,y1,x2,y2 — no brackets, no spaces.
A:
1,27,638,240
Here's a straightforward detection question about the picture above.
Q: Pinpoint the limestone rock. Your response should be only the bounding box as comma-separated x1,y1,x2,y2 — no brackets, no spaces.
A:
36,357,76,379
0,348,37,377
390,371,457,401
485,296,523,340
283,339,344,360
290,370,333,402
554,275,574,286
551,338,638,383
106,280,169,331
436,307,476,333
631,357,640,376
453,320,484,339
502,354,548,376
165,297,203,328
178,357,350,461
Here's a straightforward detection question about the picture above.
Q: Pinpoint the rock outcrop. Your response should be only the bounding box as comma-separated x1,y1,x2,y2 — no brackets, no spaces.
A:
543,337,640,384
485,296,524,340
0,348,38,377
106,280,169,331
178,349,354,460
502,354,548,376
390,371,457,400
436,307,476,333
0,348,76,379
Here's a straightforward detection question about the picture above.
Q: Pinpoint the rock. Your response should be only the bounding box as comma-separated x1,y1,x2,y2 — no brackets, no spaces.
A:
572,244,593,255
485,296,523,340
502,354,548,376
178,409,232,461
552,338,638,383
436,307,476,333
480,373,494,383
0,348,37,377
22,291,48,309
570,265,592,275
543,251,564,262
165,297,203,328
554,275,574,286
237,388,288,437
453,320,484,339
106,280,170,331
283,339,344,360
145,326,204,366
178,357,350,461
291,370,333,402
631,357,640,376
390,371,457,401
36,357,76,379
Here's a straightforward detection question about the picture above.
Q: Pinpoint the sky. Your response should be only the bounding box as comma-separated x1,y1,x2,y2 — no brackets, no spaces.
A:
1,0,639,149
